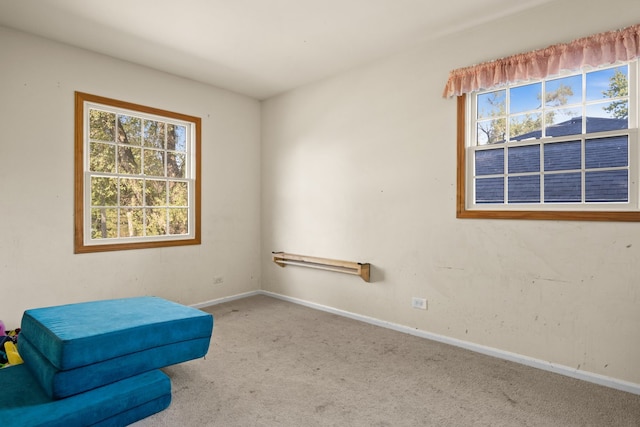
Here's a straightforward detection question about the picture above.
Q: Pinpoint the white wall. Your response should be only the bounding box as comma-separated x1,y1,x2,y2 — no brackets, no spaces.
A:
0,27,261,327
261,0,640,386
2,0,638,389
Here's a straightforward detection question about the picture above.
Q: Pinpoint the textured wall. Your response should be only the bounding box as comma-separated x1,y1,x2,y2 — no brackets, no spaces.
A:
0,27,261,327
261,0,640,385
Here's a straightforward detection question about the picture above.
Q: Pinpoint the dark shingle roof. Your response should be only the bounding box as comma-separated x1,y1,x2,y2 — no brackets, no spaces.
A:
476,116,629,204
512,116,627,141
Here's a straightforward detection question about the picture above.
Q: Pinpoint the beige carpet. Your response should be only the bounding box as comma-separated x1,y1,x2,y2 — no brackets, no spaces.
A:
132,294,640,426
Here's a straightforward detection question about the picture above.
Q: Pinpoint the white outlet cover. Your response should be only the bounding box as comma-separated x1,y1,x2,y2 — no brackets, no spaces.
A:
412,297,427,310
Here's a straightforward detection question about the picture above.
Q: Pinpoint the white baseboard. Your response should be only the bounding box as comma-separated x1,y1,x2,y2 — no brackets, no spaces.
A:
190,290,261,309
196,290,640,396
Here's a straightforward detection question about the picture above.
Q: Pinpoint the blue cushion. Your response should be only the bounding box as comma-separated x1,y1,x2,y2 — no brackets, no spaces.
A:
20,296,213,370
0,364,171,427
19,334,210,399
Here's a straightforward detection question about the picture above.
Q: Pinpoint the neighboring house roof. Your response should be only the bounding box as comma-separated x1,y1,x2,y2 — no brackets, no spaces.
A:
477,116,629,204
512,116,627,141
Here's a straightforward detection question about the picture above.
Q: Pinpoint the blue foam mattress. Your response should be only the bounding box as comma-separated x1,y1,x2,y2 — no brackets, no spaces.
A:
0,364,171,427
19,333,210,399
20,296,213,370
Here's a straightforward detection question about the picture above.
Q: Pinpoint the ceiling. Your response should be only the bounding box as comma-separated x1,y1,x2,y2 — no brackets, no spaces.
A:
0,0,552,100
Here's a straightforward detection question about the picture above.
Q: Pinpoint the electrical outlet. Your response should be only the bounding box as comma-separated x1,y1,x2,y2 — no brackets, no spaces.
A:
412,297,427,310
213,276,224,285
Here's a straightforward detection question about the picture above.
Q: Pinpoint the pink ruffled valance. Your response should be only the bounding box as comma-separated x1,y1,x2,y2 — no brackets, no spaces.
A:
443,24,640,98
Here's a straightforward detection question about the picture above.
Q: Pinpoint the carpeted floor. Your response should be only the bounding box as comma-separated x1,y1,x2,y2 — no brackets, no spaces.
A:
132,294,640,426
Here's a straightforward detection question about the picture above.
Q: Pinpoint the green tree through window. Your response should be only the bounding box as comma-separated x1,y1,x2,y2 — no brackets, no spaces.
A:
75,92,201,253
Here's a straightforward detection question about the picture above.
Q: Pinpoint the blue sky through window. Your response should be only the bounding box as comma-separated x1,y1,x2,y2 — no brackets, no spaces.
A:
476,64,628,141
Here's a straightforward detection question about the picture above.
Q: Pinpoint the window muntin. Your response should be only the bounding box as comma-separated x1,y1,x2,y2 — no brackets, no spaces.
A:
463,62,638,216
75,92,201,253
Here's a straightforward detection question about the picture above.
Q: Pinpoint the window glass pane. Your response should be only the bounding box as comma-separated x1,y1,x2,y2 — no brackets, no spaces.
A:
168,124,187,152
169,209,189,235
117,115,142,145
89,142,116,173
508,175,540,203
510,113,542,141
91,177,117,206
544,173,582,202
477,118,506,145
585,170,628,202
510,83,541,114
144,120,166,149
144,149,165,177
144,179,167,207
585,102,628,133
167,152,186,178
119,208,143,237
546,75,582,106
508,145,540,173
117,146,141,174
476,177,504,203
544,141,581,171
477,90,506,119
89,110,116,142
475,149,504,176
169,181,188,206
119,178,143,206
545,108,583,137
91,208,117,239
586,65,628,102
145,208,167,236
585,136,628,169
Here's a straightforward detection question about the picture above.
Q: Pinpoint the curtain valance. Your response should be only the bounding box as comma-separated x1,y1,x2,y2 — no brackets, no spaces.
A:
443,24,640,98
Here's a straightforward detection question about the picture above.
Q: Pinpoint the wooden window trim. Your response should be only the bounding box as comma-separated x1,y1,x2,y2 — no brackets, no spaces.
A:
74,92,201,253
456,94,640,222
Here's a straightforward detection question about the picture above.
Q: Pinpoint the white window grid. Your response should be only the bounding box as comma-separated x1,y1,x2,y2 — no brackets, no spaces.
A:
82,101,197,245
466,61,639,211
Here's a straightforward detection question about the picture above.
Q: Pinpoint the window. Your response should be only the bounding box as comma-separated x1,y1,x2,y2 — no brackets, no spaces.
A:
446,24,640,221
75,92,201,253
457,61,639,221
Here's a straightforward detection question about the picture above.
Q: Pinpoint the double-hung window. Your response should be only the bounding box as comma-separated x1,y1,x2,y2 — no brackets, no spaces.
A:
447,24,640,221
468,62,636,212
75,92,201,253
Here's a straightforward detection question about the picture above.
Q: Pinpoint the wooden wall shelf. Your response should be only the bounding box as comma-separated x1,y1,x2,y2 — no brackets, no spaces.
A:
272,252,370,282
